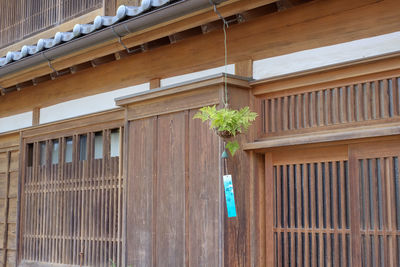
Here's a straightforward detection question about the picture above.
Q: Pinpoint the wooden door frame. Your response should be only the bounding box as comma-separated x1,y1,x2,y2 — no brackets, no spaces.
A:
260,136,400,267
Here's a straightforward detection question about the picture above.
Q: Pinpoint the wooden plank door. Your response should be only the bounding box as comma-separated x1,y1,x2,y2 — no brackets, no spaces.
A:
350,140,400,267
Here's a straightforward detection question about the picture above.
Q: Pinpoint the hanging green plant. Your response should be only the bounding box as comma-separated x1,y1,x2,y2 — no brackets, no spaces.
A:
193,105,257,156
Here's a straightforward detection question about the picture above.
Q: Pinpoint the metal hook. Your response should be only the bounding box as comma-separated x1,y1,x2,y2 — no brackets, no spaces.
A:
42,52,59,77
208,0,229,28
111,26,140,54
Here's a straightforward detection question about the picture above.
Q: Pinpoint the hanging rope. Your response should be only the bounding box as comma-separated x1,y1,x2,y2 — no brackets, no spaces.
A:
209,0,229,108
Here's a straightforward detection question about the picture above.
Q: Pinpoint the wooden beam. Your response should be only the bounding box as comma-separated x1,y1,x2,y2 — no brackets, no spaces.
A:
0,0,278,88
1,0,400,117
149,78,161,89
243,122,400,151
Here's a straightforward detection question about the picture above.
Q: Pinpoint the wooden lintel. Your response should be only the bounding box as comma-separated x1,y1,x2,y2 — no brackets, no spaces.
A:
243,122,400,151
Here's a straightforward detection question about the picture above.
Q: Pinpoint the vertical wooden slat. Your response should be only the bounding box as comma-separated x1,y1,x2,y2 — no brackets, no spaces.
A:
282,166,289,266
271,99,276,133
393,78,399,116
276,166,282,267
289,95,295,131
283,96,289,132
349,146,362,267
289,165,295,267
277,98,283,132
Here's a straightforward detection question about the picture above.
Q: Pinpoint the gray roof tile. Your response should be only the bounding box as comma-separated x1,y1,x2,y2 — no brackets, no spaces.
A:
0,0,171,67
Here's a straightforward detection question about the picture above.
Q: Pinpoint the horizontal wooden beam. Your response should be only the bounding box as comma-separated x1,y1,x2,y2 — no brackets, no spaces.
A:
1,0,399,117
0,0,277,89
22,108,124,141
243,122,400,151
0,132,20,150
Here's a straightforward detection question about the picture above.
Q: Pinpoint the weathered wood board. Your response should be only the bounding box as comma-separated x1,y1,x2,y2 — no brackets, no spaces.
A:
0,133,19,267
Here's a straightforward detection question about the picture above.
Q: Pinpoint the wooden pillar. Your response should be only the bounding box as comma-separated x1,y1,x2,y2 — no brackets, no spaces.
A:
149,78,161,90
235,59,253,78
32,107,40,126
265,153,274,267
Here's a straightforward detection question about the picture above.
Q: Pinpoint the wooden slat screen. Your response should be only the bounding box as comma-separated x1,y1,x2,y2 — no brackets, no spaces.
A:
358,157,400,266
259,77,400,138
273,160,351,266
21,128,123,267
0,0,103,49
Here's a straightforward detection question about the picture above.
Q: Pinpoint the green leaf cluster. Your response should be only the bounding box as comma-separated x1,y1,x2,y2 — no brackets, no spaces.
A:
193,105,257,136
193,105,257,156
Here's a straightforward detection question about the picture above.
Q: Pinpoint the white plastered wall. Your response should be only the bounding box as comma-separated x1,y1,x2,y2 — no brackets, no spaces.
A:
161,65,235,87
40,83,149,124
0,111,32,133
253,31,400,79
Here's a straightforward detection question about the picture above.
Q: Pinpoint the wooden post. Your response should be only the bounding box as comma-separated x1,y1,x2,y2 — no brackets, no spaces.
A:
235,59,253,78
1,151,11,267
32,107,40,126
149,78,161,90
265,153,274,267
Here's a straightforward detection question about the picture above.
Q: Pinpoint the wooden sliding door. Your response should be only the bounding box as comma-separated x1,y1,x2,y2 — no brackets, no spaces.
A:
349,141,400,267
265,140,400,267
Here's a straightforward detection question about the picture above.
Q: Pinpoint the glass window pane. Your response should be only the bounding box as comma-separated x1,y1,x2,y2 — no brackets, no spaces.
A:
79,135,87,161
39,142,46,166
110,129,120,157
94,132,103,159
52,140,59,164
65,138,73,163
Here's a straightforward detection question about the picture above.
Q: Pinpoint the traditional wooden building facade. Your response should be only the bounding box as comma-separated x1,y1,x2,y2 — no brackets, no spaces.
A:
0,0,400,266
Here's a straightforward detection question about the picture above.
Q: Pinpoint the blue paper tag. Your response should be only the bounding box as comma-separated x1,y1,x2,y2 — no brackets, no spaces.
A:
223,175,237,218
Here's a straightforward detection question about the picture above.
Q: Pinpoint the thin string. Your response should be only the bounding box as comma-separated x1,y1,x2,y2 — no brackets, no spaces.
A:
210,0,229,108
223,21,228,108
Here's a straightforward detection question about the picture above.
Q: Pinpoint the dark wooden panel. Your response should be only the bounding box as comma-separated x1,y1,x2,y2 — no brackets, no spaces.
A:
126,118,155,267
188,109,221,266
155,112,186,267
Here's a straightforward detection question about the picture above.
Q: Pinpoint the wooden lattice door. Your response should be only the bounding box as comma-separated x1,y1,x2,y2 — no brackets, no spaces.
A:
350,141,400,267
265,141,400,267
20,127,123,267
